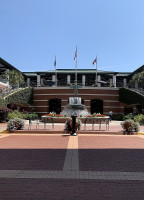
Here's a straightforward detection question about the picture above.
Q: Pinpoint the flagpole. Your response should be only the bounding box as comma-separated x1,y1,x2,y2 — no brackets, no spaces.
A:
95,55,97,86
55,56,57,86
75,46,77,84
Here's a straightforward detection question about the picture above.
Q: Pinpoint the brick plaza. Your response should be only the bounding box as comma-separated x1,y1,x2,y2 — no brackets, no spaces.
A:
0,132,144,199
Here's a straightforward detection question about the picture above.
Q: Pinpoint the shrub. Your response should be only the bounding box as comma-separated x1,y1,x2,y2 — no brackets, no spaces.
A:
134,114,144,125
7,118,25,131
7,110,24,120
121,119,139,133
5,87,33,105
0,88,33,107
24,113,38,120
123,113,135,120
0,106,12,122
113,114,124,121
0,98,6,107
8,110,39,120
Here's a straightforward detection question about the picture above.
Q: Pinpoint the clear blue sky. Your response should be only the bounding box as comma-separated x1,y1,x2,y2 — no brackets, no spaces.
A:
0,0,144,72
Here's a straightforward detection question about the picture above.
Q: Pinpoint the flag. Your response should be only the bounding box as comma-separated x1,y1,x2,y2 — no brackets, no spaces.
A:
92,56,97,65
54,56,56,67
74,47,77,60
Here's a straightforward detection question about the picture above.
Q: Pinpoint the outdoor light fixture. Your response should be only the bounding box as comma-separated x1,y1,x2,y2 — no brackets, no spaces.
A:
71,111,77,136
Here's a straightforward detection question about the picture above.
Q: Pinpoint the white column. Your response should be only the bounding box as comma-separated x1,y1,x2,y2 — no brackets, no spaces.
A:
41,78,44,86
110,78,113,87
52,75,56,87
123,78,127,87
97,75,101,87
52,75,55,82
113,75,116,87
67,75,71,85
27,78,30,87
37,75,41,87
82,75,86,86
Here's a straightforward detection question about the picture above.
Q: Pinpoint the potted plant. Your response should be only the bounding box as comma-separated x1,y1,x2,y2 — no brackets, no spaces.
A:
121,119,139,134
65,118,81,131
7,118,25,132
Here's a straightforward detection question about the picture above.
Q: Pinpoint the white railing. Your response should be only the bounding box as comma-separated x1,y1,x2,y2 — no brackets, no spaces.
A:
0,85,28,98
128,87,144,96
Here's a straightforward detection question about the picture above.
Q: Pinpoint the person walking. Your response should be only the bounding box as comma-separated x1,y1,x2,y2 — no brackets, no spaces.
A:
108,111,113,121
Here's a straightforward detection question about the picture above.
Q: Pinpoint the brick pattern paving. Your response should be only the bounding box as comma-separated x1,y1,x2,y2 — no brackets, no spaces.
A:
0,149,67,170
63,136,79,171
78,135,144,149
1,170,144,181
79,149,144,172
0,135,69,170
0,135,69,149
0,134,144,199
0,179,144,200
79,136,144,172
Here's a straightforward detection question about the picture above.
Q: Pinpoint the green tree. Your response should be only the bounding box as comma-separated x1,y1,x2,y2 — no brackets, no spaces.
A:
130,71,144,88
2,70,24,88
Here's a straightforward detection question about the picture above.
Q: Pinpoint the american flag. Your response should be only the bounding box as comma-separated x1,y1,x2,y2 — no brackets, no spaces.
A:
54,56,56,67
92,56,97,65
74,47,77,60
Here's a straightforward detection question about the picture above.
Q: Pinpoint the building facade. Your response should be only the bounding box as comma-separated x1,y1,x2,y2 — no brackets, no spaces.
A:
1,57,143,116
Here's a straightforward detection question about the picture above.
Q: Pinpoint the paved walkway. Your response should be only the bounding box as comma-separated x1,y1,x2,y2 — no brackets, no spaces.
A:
1,120,144,134
0,133,144,199
24,120,123,132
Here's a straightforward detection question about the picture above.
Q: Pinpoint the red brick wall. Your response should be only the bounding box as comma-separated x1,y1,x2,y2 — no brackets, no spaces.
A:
33,87,126,116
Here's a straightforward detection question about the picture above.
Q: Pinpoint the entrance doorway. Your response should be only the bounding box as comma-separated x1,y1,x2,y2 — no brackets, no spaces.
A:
91,99,103,114
49,98,61,114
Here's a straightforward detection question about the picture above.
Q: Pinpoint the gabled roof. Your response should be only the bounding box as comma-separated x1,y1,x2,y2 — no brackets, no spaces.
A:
0,57,26,77
128,65,144,80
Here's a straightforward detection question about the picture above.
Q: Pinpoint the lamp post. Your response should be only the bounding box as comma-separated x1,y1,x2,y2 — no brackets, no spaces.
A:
71,113,77,136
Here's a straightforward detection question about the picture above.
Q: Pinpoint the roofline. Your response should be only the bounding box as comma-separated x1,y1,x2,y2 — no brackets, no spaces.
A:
23,70,131,74
127,65,144,80
0,57,26,77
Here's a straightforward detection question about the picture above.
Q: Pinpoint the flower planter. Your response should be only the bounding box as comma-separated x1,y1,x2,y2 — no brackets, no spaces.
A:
41,116,70,123
52,117,70,123
78,116,109,123
121,119,139,134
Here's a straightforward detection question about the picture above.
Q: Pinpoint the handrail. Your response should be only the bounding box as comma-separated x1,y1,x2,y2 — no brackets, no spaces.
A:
125,87,144,96
0,86,29,98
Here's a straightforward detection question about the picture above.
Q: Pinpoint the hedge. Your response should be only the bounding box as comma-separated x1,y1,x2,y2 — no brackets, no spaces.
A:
0,87,33,107
119,88,144,105
0,98,6,107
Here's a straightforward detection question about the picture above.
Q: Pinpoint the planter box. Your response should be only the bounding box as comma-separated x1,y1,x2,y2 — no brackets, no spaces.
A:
41,116,70,123
41,116,109,124
78,117,109,123
52,117,70,123
77,117,86,123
